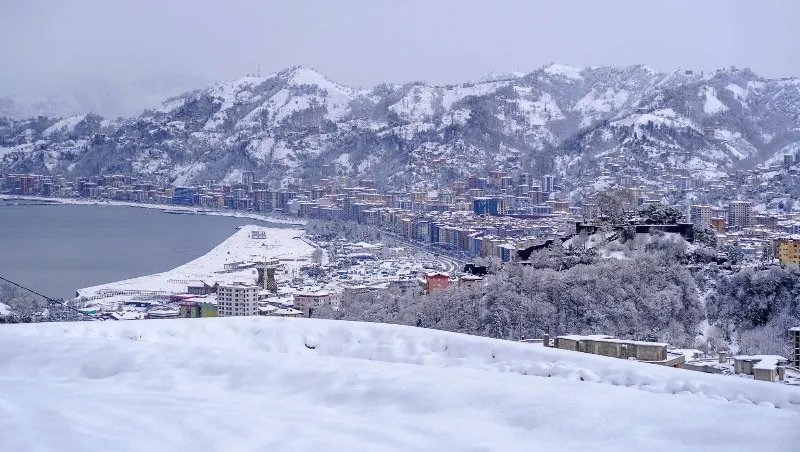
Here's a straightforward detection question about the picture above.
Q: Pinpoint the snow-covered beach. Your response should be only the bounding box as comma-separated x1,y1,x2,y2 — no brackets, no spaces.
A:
76,224,315,309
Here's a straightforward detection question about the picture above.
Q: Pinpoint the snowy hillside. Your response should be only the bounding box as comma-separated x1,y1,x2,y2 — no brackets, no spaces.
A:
0,317,797,451
2,65,800,190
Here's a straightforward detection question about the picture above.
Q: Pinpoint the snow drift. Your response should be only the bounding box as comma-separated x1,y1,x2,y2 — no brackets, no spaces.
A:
0,317,798,451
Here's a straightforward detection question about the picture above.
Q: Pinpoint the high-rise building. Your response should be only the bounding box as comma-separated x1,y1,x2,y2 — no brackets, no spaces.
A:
791,327,800,367
242,171,255,187
690,205,713,226
472,197,504,216
216,282,260,317
542,175,555,193
518,173,535,187
727,201,753,229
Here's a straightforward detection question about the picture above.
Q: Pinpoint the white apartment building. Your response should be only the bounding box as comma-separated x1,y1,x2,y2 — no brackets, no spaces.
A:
727,201,753,229
690,205,713,226
542,175,555,193
216,281,260,317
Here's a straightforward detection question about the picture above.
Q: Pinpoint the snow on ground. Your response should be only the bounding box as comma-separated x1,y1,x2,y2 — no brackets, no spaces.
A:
41,114,86,137
202,76,265,130
0,301,9,316
765,141,800,165
542,63,584,80
0,142,34,159
702,86,729,115
477,71,524,83
0,317,797,452
512,91,564,126
613,108,698,131
389,85,437,122
245,136,275,162
77,225,312,300
726,83,747,103
440,80,511,110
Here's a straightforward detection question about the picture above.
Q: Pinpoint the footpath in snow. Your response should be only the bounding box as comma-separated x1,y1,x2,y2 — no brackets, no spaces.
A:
0,317,798,451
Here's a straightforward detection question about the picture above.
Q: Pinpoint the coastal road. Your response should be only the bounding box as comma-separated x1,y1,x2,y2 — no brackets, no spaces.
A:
382,231,467,274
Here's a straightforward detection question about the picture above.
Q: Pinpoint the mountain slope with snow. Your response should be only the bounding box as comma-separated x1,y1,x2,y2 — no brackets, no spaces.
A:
2,65,799,190
0,317,797,451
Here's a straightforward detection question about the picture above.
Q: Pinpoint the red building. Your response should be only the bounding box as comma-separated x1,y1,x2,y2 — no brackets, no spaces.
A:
425,272,450,294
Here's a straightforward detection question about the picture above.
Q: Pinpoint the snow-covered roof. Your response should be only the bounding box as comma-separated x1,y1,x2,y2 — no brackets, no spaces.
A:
557,334,614,341
733,355,789,371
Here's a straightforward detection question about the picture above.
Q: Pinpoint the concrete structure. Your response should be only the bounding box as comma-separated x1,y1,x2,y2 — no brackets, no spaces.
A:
689,205,712,226
774,237,800,267
459,274,483,287
425,272,450,294
711,217,726,234
179,299,218,318
727,201,753,229
553,334,684,367
472,197,504,216
217,281,260,317
293,291,340,315
542,174,555,193
733,355,790,382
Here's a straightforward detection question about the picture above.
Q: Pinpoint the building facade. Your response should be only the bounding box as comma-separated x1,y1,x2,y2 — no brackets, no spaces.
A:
425,273,449,294
216,282,260,317
774,237,800,267
690,205,713,226
727,201,753,229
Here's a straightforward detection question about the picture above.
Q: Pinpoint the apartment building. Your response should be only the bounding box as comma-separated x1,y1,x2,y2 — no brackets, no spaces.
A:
727,201,753,229
216,281,260,317
791,327,800,367
774,237,800,267
689,205,713,226
542,174,555,193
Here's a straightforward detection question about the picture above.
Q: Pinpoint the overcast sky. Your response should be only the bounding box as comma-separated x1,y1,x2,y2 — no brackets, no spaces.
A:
2,0,799,94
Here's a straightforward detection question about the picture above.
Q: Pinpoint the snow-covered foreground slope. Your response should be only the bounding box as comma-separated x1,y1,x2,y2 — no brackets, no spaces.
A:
1,318,798,451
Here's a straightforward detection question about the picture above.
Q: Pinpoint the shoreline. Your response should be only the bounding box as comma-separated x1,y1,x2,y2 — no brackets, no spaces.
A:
0,194,306,227
74,224,314,310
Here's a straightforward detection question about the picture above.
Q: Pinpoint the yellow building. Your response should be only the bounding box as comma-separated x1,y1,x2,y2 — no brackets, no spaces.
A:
179,300,219,318
774,237,800,266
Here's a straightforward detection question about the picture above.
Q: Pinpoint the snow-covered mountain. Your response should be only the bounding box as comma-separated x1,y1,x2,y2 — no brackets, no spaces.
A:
0,317,796,451
1,65,799,190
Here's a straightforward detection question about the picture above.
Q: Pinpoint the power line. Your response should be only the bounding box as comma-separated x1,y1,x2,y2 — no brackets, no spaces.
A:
0,275,98,321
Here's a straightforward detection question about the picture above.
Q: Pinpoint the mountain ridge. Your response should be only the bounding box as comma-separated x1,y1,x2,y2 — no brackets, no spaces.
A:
1,64,799,193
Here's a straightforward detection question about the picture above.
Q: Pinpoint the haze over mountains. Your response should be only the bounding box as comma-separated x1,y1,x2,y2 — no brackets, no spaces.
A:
1,64,798,191
0,74,210,120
